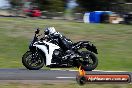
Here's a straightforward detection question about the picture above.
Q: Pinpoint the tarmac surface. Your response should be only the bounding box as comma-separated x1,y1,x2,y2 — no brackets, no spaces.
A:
0,69,131,83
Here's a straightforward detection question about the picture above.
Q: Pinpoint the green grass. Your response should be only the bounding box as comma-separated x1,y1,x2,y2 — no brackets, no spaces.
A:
0,83,131,88
0,17,132,71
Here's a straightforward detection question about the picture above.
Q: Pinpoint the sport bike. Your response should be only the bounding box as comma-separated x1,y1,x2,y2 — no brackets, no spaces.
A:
22,28,98,71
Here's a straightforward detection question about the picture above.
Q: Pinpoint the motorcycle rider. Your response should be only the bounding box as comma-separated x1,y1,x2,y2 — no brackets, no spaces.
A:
44,27,62,38
44,27,73,52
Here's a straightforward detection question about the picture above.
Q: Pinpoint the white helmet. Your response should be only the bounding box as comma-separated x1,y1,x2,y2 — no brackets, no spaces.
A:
45,27,56,35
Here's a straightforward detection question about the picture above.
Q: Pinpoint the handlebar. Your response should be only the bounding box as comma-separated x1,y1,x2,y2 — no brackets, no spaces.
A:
35,28,40,34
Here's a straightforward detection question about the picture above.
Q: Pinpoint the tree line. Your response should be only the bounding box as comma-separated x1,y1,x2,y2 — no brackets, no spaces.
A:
9,0,132,12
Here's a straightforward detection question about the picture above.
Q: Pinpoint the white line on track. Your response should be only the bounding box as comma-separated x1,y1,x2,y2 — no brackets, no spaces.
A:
51,69,128,72
51,69,77,71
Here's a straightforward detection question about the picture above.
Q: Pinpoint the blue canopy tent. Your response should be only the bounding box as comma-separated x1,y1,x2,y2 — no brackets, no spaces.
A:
84,11,112,23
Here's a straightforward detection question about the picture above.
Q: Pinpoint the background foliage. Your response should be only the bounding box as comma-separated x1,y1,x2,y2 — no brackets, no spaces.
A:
9,0,132,12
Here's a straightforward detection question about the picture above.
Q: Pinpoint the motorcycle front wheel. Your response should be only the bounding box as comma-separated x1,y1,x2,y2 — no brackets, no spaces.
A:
22,51,44,70
78,51,98,71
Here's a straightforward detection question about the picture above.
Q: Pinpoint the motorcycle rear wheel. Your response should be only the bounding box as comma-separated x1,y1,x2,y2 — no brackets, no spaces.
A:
22,51,44,70
78,51,98,71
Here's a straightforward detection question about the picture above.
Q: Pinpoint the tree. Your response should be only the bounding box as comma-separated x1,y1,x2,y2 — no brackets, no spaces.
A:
76,0,132,12
33,0,67,12
76,0,111,12
9,0,23,8
109,0,132,12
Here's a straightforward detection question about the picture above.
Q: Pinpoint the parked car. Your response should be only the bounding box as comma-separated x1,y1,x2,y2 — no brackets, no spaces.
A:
24,7,42,17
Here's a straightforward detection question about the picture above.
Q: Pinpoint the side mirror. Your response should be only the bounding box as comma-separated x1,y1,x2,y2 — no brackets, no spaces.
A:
35,28,40,34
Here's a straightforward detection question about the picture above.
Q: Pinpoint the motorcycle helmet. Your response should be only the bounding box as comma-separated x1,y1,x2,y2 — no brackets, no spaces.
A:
44,27,56,35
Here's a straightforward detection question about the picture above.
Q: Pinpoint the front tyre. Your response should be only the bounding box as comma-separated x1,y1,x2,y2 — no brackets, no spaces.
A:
79,51,98,71
22,51,44,70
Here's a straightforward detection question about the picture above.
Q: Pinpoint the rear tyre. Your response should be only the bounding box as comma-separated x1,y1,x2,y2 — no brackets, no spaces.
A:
78,51,98,71
22,51,44,70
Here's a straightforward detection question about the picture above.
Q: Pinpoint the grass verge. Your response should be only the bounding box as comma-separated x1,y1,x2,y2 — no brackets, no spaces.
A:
0,82,131,88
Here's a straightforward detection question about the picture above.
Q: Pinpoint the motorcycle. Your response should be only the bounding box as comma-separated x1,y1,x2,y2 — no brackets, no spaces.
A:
22,28,98,71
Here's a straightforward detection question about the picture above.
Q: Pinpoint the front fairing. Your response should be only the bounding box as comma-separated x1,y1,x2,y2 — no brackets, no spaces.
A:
31,40,60,66
29,36,38,48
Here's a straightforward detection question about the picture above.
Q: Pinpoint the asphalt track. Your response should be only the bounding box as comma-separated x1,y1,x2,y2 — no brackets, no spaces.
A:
0,69,131,83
